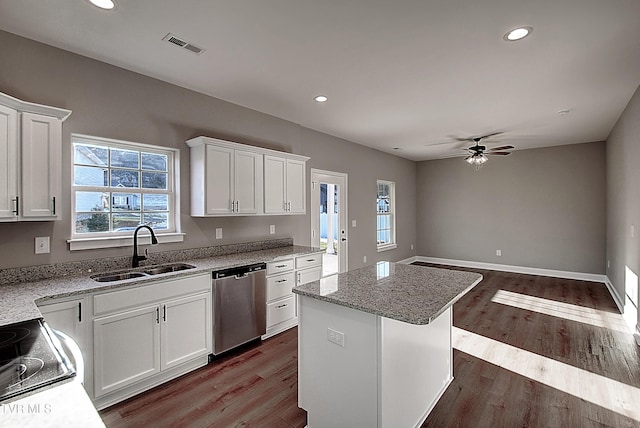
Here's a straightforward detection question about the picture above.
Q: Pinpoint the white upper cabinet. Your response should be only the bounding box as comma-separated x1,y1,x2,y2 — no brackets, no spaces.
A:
264,156,307,214
0,91,71,222
188,138,263,216
187,136,308,217
0,104,18,220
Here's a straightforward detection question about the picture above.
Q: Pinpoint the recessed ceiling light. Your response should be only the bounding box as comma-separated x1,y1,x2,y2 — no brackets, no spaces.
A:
314,95,328,103
87,0,117,10
503,26,532,41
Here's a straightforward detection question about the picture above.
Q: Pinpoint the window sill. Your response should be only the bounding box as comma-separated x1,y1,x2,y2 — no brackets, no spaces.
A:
67,233,185,251
376,244,397,253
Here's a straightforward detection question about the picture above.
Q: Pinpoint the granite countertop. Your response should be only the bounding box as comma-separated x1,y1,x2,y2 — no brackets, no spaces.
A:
0,245,322,327
292,261,482,325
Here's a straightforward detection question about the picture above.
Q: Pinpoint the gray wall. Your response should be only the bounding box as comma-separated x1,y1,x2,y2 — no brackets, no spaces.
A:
415,142,606,274
606,84,640,332
0,30,416,269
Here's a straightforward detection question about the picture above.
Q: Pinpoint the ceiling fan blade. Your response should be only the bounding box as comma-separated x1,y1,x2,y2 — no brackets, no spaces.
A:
477,131,504,140
486,151,511,155
487,145,514,151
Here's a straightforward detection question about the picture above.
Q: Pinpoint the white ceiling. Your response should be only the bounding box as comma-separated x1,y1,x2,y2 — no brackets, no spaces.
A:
1,0,639,161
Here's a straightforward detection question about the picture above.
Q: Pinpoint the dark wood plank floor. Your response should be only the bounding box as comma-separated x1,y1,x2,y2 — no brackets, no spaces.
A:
100,265,640,428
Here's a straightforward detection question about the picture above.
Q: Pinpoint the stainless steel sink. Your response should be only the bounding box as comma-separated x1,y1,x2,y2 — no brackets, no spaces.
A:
91,272,148,282
143,263,196,275
91,263,196,282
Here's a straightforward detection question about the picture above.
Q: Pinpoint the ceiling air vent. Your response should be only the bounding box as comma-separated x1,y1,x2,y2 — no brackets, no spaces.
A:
162,33,205,55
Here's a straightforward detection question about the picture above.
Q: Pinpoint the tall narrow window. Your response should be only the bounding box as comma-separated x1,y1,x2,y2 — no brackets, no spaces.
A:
376,180,396,251
70,134,181,250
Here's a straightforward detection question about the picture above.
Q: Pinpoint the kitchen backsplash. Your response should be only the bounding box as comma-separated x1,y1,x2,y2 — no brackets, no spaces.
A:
0,238,293,286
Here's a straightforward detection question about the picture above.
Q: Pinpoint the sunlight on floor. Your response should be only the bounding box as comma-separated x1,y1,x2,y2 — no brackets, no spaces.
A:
491,289,631,333
453,327,640,421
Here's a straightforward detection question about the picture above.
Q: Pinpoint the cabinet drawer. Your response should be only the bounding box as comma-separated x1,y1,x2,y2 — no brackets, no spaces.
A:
94,273,211,317
267,296,296,328
295,254,322,270
267,259,294,275
297,267,322,286
267,272,296,301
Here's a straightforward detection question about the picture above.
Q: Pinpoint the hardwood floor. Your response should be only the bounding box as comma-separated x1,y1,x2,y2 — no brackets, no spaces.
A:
100,265,640,427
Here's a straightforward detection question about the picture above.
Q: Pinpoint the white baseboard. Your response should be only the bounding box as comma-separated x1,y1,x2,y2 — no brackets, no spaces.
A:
604,276,625,313
397,256,418,265
415,256,607,283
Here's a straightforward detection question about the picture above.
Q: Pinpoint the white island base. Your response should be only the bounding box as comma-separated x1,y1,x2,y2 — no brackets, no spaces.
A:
298,295,453,428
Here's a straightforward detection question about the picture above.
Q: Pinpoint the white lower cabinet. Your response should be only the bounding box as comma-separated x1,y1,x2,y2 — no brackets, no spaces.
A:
92,273,212,408
94,304,161,397
263,253,323,339
161,293,211,370
38,296,91,394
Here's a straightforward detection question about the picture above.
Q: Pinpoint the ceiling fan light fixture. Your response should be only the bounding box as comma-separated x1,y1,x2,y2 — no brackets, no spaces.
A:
504,26,532,41
87,0,117,10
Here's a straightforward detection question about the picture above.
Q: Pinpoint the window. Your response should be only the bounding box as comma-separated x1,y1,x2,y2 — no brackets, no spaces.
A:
376,180,396,251
69,134,182,250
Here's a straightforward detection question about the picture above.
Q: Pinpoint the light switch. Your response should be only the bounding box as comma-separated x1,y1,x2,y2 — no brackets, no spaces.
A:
215,228,223,239
352,220,357,227
35,236,50,254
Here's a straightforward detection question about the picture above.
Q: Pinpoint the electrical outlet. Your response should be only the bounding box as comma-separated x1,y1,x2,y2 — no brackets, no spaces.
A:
269,225,275,234
496,250,502,256
215,228,223,239
411,244,414,250
35,236,50,254
352,220,357,227
607,259,610,269
327,328,345,347
363,255,367,263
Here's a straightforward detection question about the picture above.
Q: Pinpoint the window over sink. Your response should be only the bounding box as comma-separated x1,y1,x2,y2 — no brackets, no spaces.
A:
68,134,183,250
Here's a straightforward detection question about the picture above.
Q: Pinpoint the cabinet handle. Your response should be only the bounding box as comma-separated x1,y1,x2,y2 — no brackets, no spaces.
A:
78,302,82,323
52,197,56,215
276,304,288,309
297,272,301,282
235,201,239,212
276,279,288,283
287,201,291,212
163,305,167,322
12,196,19,216
275,264,287,268
306,258,316,262
156,307,160,324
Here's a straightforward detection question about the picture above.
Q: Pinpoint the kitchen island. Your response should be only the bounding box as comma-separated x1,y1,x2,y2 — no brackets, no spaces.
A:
293,261,482,428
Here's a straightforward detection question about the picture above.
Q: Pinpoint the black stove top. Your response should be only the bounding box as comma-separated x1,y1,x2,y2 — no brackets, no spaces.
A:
0,319,75,402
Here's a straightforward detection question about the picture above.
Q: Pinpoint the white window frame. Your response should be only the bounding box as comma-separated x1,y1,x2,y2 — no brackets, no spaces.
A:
67,134,184,251
376,179,397,252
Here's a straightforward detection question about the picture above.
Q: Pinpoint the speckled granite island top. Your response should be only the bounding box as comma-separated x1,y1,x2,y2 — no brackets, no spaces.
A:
0,245,321,327
292,262,482,325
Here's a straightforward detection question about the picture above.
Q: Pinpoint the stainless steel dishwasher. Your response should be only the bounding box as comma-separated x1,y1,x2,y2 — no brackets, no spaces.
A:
212,263,267,355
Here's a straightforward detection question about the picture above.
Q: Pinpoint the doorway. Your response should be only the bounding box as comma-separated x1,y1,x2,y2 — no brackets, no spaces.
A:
311,169,348,276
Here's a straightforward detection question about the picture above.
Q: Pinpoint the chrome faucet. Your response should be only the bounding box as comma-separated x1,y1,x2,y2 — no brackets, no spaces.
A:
132,225,158,268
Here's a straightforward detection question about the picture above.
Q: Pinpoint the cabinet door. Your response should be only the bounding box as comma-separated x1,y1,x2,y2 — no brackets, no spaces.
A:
39,298,85,345
161,292,212,371
0,105,18,221
205,144,234,214
264,155,287,214
234,150,262,214
20,112,62,220
93,305,161,398
286,159,306,214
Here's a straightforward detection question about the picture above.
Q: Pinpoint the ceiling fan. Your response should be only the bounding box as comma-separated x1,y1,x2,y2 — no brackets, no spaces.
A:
460,132,514,168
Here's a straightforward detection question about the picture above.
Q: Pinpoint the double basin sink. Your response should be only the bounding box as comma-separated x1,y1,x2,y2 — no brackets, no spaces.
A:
90,263,196,283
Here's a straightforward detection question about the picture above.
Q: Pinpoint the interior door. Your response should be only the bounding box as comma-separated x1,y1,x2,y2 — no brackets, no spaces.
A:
311,169,348,276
